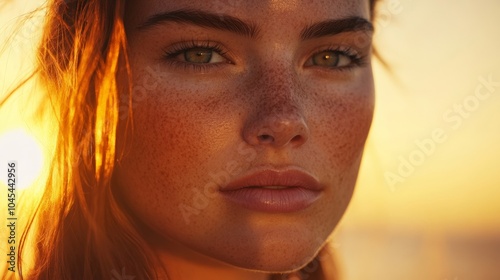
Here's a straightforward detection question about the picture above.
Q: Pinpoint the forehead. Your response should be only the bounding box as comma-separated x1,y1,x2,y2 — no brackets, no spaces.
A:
125,0,371,28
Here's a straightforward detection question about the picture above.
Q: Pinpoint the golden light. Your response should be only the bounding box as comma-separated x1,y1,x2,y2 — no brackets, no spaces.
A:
0,128,44,191
1,0,499,279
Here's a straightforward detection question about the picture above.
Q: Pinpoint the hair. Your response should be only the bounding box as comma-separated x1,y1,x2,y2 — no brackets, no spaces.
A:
1,0,380,279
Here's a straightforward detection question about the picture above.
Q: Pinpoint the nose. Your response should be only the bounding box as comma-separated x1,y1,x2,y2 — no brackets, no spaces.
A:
244,114,309,148
242,71,310,149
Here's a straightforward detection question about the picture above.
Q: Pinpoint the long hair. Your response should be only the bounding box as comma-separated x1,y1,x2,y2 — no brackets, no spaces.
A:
2,0,156,279
1,0,380,279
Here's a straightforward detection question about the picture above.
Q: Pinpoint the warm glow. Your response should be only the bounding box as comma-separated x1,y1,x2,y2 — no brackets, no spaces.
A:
341,0,500,232
1,0,499,279
0,129,44,191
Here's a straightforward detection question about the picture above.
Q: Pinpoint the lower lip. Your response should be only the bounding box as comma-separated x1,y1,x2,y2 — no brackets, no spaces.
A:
220,187,321,213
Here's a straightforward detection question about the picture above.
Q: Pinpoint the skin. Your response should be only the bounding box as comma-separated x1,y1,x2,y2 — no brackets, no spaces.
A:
115,0,374,279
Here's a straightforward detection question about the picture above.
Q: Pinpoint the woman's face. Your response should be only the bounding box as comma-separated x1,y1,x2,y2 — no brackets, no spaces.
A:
116,0,374,272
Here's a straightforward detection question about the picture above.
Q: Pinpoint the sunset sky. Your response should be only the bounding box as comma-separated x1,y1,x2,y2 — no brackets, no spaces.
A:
344,0,500,232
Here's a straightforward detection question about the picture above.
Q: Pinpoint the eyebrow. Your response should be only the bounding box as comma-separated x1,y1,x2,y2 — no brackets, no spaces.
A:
138,9,259,38
138,9,373,40
300,17,373,40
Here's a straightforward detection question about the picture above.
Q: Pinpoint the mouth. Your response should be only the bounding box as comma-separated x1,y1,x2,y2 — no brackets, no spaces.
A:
252,186,290,190
219,168,323,213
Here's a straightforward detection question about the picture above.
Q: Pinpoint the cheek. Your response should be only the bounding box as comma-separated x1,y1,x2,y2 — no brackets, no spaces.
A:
308,71,374,173
306,70,374,218
114,104,200,230
113,68,241,232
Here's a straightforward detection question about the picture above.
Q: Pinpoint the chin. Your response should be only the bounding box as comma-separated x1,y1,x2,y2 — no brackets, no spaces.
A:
210,230,327,273
228,246,320,273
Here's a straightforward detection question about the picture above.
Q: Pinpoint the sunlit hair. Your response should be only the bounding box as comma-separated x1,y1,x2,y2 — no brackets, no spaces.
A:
1,0,380,279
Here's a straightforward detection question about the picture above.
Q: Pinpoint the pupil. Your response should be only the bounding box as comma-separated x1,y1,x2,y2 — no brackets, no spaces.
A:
185,48,212,63
314,51,339,67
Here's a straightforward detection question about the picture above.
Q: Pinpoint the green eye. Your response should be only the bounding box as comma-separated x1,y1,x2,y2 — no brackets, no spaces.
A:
311,51,352,68
183,48,226,64
184,48,213,63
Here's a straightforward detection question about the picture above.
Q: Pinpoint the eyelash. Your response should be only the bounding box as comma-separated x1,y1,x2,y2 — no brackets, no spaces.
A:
162,40,231,71
161,41,367,72
310,45,367,71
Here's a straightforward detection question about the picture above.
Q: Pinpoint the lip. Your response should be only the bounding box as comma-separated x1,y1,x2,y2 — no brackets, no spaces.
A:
219,168,323,213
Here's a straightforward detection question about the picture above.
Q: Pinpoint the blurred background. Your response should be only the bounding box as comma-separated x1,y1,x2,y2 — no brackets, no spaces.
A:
1,0,499,279
336,0,500,279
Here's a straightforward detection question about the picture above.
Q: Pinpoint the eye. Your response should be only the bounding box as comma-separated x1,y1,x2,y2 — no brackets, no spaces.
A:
162,41,231,68
311,51,351,68
181,48,227,64
305,47,364,70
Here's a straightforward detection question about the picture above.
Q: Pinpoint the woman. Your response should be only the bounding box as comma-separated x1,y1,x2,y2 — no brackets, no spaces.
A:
1,0,379,279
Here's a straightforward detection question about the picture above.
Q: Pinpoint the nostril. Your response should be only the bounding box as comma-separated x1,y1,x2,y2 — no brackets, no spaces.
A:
257,134,274,143
290,135,302,143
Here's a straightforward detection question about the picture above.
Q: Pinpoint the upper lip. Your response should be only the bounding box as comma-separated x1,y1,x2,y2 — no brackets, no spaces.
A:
221,167,323,191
